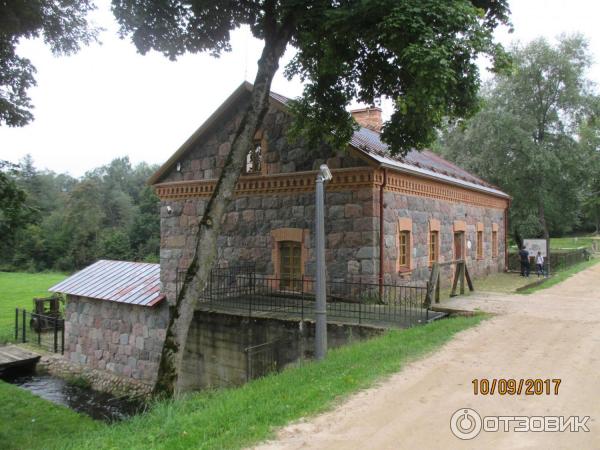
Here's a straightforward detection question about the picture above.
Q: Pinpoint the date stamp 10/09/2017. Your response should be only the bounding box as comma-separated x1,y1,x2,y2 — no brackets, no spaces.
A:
472,378,561,396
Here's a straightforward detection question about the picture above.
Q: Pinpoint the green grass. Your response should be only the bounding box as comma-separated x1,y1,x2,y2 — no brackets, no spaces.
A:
509,234,596,251
0,272,66,340
519,257,600,294
549,236,594,250
0,314,485,450
0,380,101,450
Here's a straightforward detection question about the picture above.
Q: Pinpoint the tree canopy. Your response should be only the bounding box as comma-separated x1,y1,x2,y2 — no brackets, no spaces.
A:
436,35,597,239
113,0,510,155
0,156,160,272
0,0,98,126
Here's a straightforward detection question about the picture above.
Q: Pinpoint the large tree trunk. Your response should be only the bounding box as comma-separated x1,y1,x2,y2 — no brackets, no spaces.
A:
538,202,550,239
153,32,291,397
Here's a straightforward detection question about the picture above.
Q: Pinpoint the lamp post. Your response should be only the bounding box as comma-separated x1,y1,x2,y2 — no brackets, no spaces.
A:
315,164,332,360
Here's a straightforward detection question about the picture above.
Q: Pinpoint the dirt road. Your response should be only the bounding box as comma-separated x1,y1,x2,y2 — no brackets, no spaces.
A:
255,263,600,449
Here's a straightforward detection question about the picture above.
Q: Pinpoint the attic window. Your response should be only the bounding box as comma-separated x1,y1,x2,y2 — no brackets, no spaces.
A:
245,140,262,174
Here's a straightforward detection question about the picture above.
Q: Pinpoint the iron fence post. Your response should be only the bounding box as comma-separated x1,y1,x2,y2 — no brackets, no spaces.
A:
245,348,250,382
22,309,26,343
358,278,362,325
15,308,18,341
301,275,305,322
53,317,58,353
249,284,252,319
37,315,41,346
61,320,65,354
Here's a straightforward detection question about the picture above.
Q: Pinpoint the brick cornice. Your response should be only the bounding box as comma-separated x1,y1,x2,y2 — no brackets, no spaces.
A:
154,168,377,200
154,166,508,210
379,170,508,210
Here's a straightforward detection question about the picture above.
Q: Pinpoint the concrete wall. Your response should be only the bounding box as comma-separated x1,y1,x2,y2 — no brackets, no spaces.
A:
179,311,381,391
64,295,168,386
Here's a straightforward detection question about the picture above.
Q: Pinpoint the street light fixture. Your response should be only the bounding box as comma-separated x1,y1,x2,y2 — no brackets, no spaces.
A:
315,164,331,360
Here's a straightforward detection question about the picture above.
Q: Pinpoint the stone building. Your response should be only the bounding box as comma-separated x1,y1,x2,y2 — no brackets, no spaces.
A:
48,83,510,394
150,82,511,306
49,260,168,392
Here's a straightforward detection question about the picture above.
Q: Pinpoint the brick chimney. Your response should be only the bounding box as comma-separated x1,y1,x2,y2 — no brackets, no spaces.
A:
350,106,382,132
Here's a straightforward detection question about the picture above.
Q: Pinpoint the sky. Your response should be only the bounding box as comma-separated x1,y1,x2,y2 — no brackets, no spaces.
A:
1,0,600,177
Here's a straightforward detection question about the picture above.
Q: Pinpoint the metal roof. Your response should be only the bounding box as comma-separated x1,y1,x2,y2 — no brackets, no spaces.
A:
273,92,508,198
49,260,165,307
351,127,509,198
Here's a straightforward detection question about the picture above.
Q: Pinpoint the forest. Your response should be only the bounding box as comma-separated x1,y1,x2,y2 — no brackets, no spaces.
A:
0,156,160,272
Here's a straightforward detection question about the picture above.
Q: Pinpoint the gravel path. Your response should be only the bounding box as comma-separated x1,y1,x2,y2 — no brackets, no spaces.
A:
254,263,600,449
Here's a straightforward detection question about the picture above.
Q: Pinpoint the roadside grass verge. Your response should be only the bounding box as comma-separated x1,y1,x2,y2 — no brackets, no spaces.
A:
519,257,600,294
2,314,486,450
0,380,101,450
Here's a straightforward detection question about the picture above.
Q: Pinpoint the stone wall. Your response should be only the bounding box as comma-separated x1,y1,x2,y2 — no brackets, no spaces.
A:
156,94,508,301
382,192,506,284
64,295,168,386
160,186,379,305
161,100,365,183
37,353,153,398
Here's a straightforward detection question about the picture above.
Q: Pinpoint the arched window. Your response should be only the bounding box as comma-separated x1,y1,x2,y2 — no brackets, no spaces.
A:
245,140,262,174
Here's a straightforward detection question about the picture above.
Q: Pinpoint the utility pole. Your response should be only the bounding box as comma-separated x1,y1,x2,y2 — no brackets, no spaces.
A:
315,164,332,360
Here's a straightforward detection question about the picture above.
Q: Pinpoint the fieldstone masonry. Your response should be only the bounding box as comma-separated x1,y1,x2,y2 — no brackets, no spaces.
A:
157,98,509,306
64,295,168,387
383,192,506,283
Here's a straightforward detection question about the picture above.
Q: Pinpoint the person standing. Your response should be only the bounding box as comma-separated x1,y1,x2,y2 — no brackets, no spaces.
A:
536,251,545,277
519,246,530,277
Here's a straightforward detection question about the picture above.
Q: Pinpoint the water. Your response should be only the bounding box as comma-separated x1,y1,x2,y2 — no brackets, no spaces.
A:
2,371,145,422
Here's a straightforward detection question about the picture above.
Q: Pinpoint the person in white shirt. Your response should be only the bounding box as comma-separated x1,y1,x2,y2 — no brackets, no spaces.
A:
535,252,545,277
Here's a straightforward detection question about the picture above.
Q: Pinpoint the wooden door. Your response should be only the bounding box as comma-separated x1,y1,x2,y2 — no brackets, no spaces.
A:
454,232,464,260
279,241,301,290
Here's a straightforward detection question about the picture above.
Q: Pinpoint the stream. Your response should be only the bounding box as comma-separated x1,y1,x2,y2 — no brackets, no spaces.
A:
2,371,145,422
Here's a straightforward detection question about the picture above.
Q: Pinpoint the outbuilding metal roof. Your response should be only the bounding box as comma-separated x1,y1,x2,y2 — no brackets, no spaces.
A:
49,260,165,307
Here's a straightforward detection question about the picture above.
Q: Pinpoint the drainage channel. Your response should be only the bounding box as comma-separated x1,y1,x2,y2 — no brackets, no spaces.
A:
1,369,145,423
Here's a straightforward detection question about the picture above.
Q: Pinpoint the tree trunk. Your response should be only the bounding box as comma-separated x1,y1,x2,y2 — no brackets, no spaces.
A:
153,33,291,397
538,202,550,239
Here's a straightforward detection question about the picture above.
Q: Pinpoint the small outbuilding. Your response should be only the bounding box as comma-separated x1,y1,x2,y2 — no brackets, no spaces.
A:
49,260,168,387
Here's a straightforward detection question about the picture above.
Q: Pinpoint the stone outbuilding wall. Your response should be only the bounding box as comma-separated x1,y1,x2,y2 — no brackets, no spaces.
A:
63,295,168,387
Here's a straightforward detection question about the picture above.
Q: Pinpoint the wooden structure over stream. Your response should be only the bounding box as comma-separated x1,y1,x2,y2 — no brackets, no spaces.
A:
0,345,41,373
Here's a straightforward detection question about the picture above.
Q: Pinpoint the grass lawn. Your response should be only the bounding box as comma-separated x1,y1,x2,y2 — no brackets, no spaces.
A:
0,314,486,450
549,236,594,250
510,235,596,251
0,272,67,341
0,381,101,450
